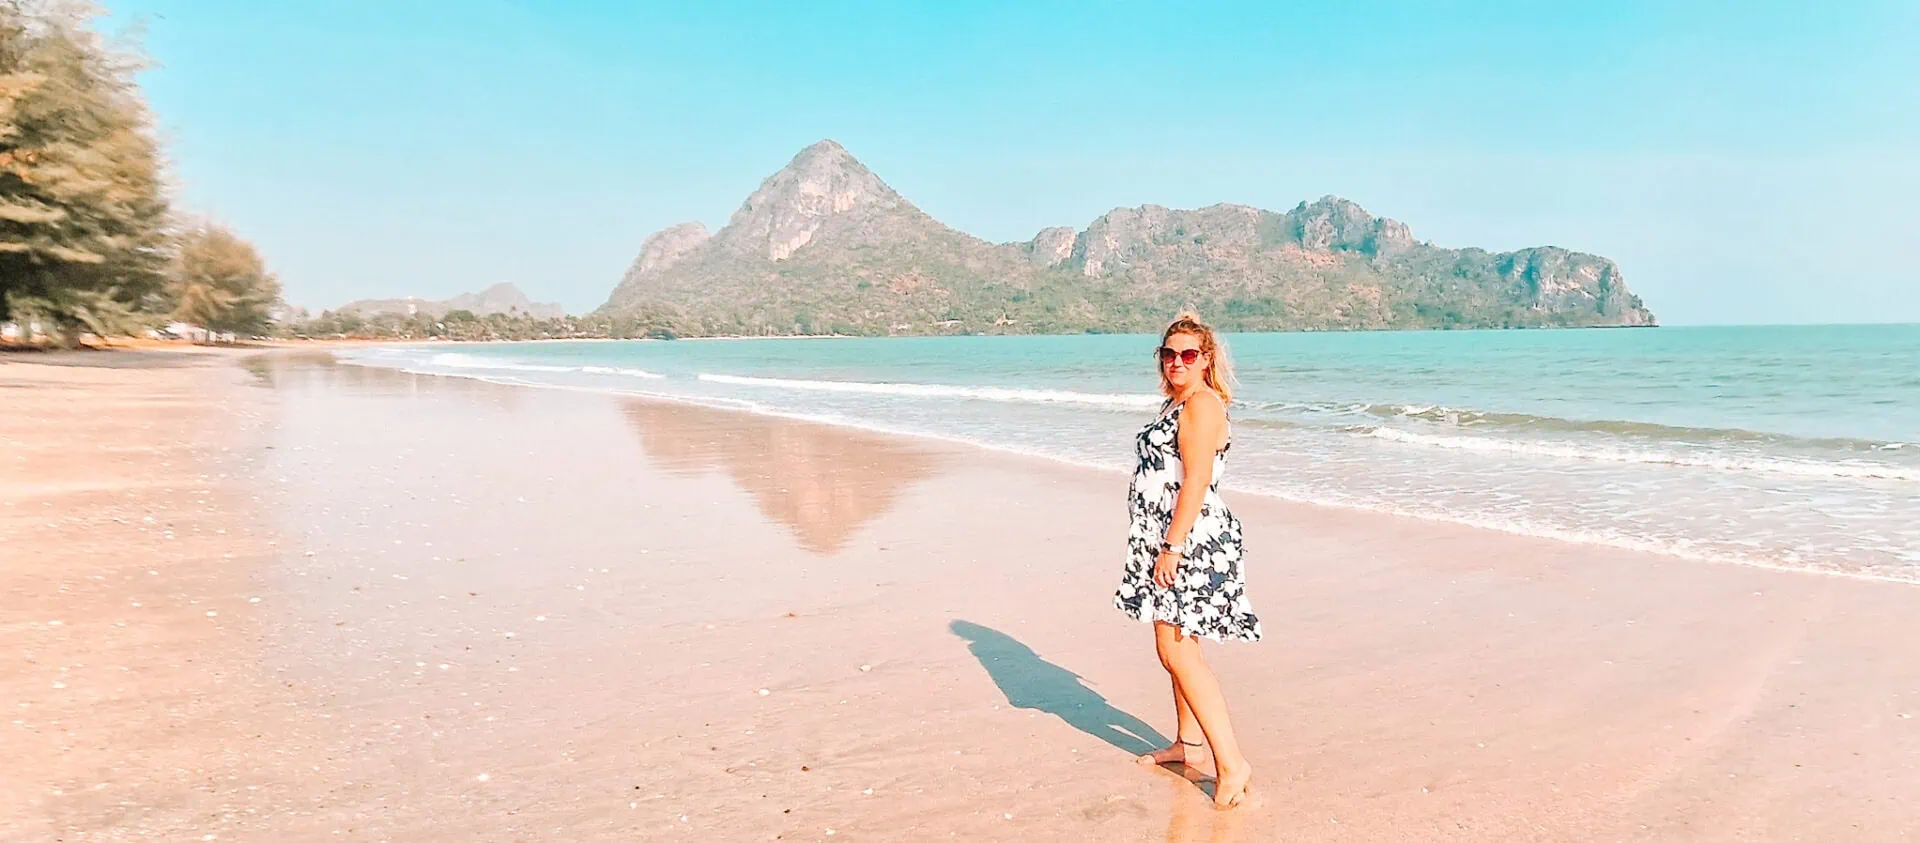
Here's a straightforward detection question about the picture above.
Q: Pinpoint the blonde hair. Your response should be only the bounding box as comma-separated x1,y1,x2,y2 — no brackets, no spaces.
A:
1158,310,1234,404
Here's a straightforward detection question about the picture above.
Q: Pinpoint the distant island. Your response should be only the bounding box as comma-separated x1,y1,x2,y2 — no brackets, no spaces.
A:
277,141,1656,343
336,283,565,321
276,282,575,342
597,140,1655,337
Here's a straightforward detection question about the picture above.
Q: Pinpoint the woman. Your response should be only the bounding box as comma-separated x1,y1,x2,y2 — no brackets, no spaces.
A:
1114,311,1261,810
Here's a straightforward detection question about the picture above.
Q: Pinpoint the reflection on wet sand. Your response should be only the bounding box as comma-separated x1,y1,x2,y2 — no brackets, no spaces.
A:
244,349,524,408
622,399,938,554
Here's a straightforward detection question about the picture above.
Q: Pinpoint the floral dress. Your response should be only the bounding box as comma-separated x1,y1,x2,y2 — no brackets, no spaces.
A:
1113,399,1263,643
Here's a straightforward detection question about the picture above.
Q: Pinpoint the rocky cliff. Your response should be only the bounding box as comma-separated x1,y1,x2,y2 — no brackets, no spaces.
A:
597,140,1655,335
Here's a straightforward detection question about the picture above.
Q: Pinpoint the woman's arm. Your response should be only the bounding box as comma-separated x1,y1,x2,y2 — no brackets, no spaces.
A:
1154,391,1225,587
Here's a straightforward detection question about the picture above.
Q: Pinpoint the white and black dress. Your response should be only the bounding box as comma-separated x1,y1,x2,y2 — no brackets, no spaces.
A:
1114,398,1263,643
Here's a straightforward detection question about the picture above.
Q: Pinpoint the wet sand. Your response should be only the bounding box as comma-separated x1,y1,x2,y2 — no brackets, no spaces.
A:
5,349,1919,841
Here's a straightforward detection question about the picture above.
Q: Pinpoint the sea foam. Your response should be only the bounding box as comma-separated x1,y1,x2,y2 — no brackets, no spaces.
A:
697,373,1160,407
1363,426,1919,481
419,353,663,379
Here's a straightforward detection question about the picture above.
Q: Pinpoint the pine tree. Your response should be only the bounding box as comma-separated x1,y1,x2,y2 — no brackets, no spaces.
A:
0,0,170,343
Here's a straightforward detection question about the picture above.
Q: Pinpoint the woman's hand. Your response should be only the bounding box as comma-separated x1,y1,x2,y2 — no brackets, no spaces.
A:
1153,549,1181,588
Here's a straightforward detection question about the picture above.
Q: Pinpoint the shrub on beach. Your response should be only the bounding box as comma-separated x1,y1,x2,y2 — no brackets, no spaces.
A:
169,223,280,341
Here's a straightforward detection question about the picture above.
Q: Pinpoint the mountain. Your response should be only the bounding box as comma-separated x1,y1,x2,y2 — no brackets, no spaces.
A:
340,283,565,320
597,140,1655,336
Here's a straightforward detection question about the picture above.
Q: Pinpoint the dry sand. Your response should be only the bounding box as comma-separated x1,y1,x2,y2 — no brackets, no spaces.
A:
3,348,1917,841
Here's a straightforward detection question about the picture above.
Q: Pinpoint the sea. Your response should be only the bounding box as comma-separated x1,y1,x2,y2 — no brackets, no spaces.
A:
341,325,1920,583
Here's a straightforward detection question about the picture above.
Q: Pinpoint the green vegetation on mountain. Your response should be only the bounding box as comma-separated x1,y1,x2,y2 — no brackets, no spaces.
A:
598,140,1655,336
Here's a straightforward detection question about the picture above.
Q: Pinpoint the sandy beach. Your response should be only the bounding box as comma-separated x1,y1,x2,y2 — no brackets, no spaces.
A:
4,348,1918,841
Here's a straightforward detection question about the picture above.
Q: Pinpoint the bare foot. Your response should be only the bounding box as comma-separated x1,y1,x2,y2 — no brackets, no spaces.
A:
1212,762,1252,810
1136,739,1200,767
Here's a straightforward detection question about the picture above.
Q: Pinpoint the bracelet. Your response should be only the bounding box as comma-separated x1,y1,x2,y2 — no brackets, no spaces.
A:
1160,539,1189,556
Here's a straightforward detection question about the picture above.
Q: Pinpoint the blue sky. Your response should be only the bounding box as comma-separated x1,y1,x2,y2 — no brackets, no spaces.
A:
105,0,1919,323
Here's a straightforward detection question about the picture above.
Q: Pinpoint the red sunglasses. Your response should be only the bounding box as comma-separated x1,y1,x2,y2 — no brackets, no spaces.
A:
1157,347,1203,365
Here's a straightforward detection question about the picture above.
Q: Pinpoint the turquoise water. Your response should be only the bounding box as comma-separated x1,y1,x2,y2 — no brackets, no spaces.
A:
344,325,1920,581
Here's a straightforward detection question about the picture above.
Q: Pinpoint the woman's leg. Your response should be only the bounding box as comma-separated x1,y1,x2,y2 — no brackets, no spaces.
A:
1136,673,1204,766
1152,622,1253,808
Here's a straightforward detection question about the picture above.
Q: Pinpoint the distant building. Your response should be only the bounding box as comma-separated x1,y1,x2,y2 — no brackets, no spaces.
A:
145,323,233,343
161,322,207,342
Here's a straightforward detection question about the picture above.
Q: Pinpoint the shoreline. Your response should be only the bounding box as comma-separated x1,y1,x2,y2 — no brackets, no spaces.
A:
8,347,1920,840
333,347,1920,588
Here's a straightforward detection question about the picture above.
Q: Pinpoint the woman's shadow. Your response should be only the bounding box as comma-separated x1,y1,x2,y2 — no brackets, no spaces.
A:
950,620,1166,755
